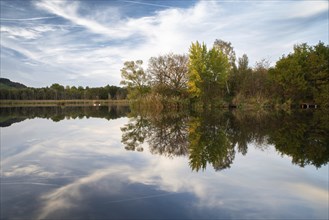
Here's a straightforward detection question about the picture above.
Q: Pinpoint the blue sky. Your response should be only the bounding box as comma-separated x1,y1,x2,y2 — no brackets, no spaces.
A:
1,0,328,87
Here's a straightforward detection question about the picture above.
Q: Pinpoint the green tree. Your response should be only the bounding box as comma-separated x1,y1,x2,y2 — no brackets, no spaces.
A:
213,39,237,71
269,42,329,105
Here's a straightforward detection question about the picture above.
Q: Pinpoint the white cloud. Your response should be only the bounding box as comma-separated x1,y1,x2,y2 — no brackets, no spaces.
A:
1,0,328,86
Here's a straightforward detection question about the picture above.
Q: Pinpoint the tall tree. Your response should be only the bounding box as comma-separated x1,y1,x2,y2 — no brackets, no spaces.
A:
188,41,207,99
213,39,237,95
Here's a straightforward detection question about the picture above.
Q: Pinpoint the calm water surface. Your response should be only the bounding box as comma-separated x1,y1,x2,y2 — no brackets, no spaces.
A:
1,106,328,219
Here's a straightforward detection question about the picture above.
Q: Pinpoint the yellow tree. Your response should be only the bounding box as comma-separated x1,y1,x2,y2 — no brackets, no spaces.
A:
188,41,207,99
188,41,230,107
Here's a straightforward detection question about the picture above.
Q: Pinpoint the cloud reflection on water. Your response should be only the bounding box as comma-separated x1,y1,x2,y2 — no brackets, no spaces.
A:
1,116,328,219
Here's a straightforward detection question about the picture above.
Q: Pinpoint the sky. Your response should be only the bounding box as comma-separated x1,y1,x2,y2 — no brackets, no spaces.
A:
0,0,328,88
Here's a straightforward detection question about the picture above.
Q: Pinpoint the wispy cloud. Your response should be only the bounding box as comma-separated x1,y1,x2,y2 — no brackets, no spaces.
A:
0,16,56,21
35,1,132,39
122,0,172,8
1,25,56,39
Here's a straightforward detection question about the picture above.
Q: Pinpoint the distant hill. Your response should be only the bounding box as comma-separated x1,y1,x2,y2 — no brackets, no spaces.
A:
0,78,27,89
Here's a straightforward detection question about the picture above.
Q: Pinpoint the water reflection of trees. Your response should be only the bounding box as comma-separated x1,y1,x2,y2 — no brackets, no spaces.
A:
188,110,235,171
0,105,130,127
121,108,329,170
267,110,329,168
2,106,327,169
227,110,279,154
121,109,246,171
121,111,189,156
121,115,151,152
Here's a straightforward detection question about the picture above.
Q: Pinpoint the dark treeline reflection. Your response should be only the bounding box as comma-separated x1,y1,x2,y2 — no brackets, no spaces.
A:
121,109,329,170
0,105,130,127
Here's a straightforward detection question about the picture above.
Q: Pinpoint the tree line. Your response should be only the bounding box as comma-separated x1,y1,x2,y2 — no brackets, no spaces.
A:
121,40,329,109
0,81,128,100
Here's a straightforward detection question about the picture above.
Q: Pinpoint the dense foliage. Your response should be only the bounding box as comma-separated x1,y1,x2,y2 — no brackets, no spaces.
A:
269,42,329,107
121,40,328,109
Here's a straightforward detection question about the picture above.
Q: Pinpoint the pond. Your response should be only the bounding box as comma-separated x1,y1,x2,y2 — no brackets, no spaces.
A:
1,106,328,219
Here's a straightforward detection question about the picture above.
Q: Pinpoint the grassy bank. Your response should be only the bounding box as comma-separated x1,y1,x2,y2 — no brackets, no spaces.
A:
0,99,129,107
